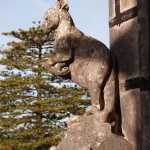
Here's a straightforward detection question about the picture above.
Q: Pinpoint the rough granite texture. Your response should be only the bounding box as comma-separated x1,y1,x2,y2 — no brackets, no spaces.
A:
49,115,133,150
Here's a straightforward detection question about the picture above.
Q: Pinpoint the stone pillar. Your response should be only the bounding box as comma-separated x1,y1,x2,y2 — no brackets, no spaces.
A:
109,0,150,149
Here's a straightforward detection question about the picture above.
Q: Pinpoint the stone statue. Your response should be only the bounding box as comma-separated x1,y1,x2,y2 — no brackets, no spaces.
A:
42,0,118,123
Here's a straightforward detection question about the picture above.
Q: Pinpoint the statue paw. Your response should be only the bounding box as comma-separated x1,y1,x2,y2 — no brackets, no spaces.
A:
49,146,57,150
46,59,54,66
95,113,108,123
68,115,80,125
85,105,108,123
85,105,99,116
45,62,70,76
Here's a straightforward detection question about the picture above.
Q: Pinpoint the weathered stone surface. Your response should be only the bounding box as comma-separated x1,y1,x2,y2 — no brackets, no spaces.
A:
109,0,115,19
42,0,119,124
120,89,141,147
96,134,133,150
110,18,139,79
53,115,132,150
120,0,137,12
41,0,149,149
109,0,150,149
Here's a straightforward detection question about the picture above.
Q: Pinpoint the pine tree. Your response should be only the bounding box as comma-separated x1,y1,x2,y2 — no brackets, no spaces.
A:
0,22,90,150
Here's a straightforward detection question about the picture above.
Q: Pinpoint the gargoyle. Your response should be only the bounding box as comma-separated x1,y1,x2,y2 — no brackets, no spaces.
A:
42,0,118,123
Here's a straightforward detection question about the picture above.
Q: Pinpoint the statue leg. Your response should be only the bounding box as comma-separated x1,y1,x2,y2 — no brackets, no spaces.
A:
85,82,106,120
86,82,114,123
88,82,105,111
86,67,113,122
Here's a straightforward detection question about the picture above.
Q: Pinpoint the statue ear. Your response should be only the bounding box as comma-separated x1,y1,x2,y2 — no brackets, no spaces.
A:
56,0,61,9
56,0,69,11
61,4,69,10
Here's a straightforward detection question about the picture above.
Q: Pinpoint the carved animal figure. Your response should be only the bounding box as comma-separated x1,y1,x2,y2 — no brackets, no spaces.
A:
42,0,118,123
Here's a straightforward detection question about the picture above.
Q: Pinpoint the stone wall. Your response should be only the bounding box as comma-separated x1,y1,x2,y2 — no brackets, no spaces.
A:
109,0,150,149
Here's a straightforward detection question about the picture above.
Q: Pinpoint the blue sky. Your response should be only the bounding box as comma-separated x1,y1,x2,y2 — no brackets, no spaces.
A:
0,0,109,47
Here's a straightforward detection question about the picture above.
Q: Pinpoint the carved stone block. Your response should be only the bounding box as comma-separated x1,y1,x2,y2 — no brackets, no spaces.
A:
51,115,133,150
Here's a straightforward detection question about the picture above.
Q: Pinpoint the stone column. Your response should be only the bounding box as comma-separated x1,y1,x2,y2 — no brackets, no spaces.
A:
109,0,150,149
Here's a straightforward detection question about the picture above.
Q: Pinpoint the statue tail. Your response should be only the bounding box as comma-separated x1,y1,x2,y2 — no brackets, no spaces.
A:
104,53,122,134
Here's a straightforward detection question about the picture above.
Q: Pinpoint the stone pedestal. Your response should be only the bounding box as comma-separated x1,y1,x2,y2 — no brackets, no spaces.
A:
50,115,132,150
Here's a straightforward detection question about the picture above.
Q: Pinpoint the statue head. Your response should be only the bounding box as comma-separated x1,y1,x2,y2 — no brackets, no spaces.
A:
42,0,69,33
